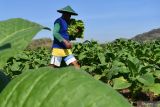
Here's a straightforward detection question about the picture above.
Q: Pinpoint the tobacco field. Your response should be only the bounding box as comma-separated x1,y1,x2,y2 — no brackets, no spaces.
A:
1,18,160,107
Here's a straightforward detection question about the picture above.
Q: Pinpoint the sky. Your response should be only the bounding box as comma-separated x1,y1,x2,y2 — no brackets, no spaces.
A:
0,0,160,42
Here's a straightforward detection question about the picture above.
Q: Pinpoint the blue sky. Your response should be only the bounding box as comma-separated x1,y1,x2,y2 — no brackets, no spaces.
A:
0,0,160,42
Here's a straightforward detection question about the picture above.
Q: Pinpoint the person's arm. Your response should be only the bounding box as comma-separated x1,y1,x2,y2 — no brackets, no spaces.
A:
53,23,64,42
53,23,72,48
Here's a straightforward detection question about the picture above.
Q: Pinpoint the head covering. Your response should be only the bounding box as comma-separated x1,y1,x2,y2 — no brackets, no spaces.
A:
57,5,78,16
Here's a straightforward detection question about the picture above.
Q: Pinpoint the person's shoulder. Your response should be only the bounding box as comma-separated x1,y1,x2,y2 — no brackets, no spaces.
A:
54,17,62,24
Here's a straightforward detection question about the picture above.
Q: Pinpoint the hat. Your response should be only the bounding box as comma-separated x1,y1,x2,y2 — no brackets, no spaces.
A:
57,5,78,16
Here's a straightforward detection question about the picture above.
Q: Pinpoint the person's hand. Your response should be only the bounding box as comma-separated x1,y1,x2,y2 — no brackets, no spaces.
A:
63,39,72,49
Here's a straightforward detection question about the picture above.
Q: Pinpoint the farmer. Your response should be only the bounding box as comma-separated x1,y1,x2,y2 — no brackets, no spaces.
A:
50,5,80,69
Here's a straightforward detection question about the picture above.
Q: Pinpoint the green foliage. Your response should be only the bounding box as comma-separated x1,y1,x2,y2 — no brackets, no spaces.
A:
0,18,49,68
4,17,160,105
3,48,51,78
0,18,131,107
4,38,160,102
112,77,131,90
0,70,10,92
68,19,84,40
72,39,160,100
0,67,131,107
143,84,160,95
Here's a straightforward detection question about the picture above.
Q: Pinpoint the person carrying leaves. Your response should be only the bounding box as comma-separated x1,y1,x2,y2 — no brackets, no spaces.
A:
50,5,80,69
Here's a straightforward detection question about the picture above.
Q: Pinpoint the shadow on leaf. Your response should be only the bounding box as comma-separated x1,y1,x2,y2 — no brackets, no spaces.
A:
0,43,11,51
0,71,11,92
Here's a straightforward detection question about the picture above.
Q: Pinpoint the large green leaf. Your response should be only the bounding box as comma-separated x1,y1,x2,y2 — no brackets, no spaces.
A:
113,76,131,90
0,67,131,107
0,18,49,68
154,70,160,78
137,73,155,86
143,83,160,95
98,53,106,64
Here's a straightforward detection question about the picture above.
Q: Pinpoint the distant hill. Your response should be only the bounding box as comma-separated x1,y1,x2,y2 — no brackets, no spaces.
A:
27,38,52,50
132,28,160,41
